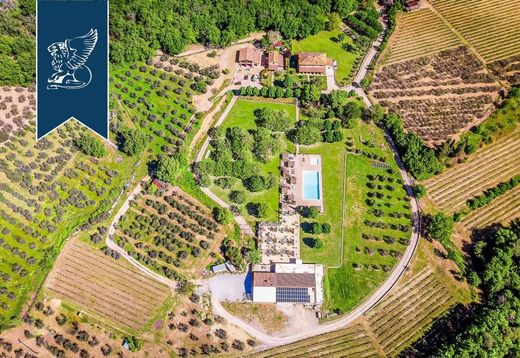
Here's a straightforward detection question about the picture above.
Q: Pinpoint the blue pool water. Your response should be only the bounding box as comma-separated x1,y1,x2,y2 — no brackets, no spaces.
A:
303,171,320,200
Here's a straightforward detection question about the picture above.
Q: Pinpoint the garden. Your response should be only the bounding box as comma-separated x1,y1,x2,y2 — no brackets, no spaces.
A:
195,98,297,223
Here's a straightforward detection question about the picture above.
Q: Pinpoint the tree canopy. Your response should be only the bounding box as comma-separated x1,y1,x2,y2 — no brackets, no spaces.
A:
74,133,106,158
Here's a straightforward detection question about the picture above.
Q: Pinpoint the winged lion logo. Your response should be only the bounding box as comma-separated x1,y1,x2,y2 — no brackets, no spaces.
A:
47,29,98,90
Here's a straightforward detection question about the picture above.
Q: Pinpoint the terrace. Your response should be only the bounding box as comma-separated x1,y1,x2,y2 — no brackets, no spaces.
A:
257,154,324,264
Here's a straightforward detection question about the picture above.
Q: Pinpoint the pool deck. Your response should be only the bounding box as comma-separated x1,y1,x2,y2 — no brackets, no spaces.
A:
285,154,324,212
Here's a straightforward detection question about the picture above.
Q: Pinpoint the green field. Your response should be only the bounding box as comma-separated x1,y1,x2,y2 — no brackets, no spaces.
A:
300,121,411,313
292,29,360,83
0,122,138,329
207,98,297,223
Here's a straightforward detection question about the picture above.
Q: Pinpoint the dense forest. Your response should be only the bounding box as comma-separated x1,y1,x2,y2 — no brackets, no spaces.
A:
0,0,35,86
1,0,360,85
434,220,520,357
109,0,359,64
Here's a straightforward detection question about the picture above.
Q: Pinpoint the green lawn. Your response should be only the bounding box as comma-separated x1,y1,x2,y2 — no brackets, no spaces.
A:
292,29,360,84
300,120,412,314
208,98,297,223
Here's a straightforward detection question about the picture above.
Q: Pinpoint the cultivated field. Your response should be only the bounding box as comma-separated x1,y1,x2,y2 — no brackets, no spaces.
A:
0,87,34,142
385,9,460,65
461,184,520,229
248,322,381,358
423,128,520,212
0,121,137,329
363,268,455,356
489,55,520,85
113,187,223,281
111,62,201,155
252,266,458,358
370,46,500,144
46,240,171,331
430,0,520,63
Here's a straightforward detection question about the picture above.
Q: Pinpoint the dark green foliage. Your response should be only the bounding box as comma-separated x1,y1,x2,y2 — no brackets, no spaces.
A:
228,190,246,204
413,184,426,198
117,127,148,155
155,156,182,184
254,108,291,132
243,175,272,192
467,175,519,211
122,337,142,352
74,133,106,158
346,8,383,40
246,202,268,218
435,221,520,357
381,113,443,179
213,207,231,224
425,212,453,243
0,5,35,86
293,124,322,145
303,237,323,248
109,0,359,64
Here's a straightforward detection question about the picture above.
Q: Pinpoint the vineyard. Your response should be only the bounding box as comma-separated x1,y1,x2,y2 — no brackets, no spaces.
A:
489,55,520,85
430,0,520,63
248,322,381,358
111,62,204,155
251,267,457,358
461,185,520,229
423,128,520,213
385,9,460,65
113,187,223,281
46,240,171,331
370,46,500,144
0,120,136,329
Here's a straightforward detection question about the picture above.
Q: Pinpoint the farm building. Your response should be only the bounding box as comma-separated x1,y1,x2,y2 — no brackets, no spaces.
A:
405,0,421,11
252,260,324,305
297,52,333,74
237,47,263,67
267,51,285,71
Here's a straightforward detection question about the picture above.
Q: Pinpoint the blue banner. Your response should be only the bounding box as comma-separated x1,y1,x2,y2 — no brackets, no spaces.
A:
37,0,108,139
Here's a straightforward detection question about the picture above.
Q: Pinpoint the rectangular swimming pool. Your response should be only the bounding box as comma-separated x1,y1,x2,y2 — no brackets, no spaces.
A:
302,170,321,200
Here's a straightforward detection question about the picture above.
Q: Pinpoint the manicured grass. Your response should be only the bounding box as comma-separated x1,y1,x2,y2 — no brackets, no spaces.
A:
292,29,360,83
208,98,297,223
300,120,412,313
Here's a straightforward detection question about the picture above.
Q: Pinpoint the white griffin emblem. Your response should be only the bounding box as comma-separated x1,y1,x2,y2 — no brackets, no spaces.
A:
47,29,98,90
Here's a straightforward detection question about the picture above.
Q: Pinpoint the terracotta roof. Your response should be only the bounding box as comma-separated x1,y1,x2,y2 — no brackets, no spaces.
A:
253,272,316,288
268,51,284,66
237,47,263,65
298,52,329,66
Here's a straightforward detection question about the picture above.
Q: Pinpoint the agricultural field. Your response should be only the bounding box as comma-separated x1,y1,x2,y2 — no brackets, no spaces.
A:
385,9,461,65
306,121,411,313
199,98,297,223
423,128,520,213
0,121,137,330
0,87,34,142
291,29,361,84
110,62,202,155
429,0,520,63
248,321,381,358
461,184,520,229
370,46,500,144
113,187,223,281
252,239,468,358
489,54,520,85
46,240,171,332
